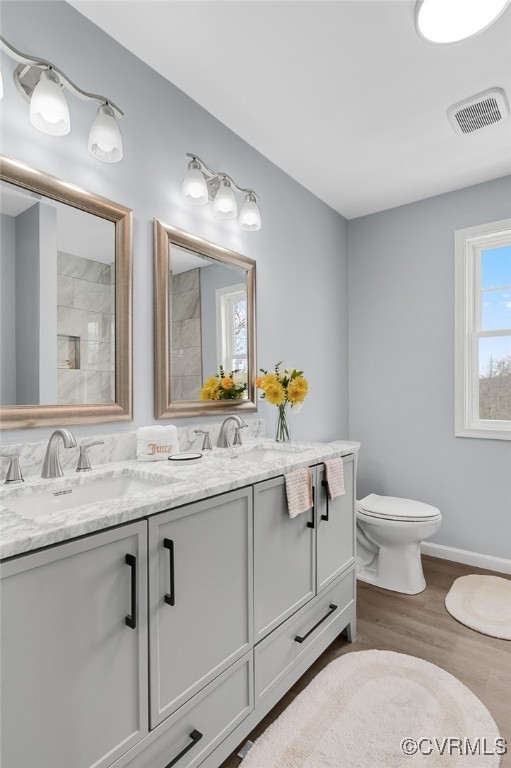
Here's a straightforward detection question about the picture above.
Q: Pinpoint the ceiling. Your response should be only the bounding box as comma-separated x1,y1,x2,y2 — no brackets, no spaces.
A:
70,0,511,219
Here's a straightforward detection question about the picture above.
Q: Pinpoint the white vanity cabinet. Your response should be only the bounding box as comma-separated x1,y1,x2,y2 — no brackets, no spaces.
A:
0,521,148,768
316,456,355,591
0,450,357,768
253,475,316,641
253,455,356,641
147,488,253,727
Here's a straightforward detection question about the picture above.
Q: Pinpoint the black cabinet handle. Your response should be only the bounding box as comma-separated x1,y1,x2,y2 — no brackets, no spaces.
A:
307,486,315,529
164,729,203,768
163,538,175,606
321,480,330,521
294,604,337,644
125,554,137,629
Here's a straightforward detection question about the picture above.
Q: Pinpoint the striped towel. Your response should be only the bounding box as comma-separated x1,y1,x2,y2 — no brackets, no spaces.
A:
284,467,313,518
324,458,345,500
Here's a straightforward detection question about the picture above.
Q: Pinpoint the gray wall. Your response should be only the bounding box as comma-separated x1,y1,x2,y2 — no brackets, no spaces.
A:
0,213,16,404
38,201,58,404
348,176,511,560
15,205,40,405
0,0,349,444
11,202,58,406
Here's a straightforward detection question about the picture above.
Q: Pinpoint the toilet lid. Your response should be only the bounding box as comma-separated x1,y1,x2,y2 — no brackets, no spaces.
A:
358,493,440,521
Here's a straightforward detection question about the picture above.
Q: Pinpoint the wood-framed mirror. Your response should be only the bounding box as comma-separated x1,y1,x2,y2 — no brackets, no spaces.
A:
154,220,257,418
0,155,132,429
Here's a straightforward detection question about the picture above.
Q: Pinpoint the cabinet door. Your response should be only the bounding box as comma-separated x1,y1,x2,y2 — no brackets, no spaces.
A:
316,454,355,592
0,521,148,768
149,487,253,728
253,474,316,642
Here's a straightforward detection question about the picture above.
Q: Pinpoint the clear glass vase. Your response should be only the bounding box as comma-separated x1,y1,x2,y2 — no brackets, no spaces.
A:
275,404,291,442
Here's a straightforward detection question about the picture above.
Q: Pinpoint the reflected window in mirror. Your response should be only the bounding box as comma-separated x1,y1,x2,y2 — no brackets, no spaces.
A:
216,283,247,376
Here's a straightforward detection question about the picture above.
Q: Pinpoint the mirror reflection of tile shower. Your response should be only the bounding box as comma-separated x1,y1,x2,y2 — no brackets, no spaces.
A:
57,251,115,404
171,266,202,400
0,178,115,407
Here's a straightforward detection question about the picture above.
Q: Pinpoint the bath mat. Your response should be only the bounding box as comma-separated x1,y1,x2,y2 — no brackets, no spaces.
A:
445,574,511,640
242,650,503,767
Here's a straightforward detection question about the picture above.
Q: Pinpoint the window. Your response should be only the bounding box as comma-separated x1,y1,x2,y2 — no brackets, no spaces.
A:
216,283,247,374
455,218,511,440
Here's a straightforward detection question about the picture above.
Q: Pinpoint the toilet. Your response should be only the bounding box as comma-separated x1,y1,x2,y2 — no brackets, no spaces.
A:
356,494,442,595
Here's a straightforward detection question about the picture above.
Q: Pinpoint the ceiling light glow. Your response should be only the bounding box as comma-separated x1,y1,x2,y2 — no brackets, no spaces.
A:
415,0,511,43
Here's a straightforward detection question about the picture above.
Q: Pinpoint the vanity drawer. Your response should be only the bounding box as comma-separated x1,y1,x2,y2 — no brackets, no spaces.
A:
112,654,253,768
254,567,355,704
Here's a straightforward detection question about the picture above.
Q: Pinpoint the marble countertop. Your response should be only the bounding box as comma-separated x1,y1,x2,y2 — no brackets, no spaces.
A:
0,439,360,559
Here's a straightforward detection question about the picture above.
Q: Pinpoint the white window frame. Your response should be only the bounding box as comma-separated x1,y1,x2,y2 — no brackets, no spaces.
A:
455,218,511,440
215,283,247,373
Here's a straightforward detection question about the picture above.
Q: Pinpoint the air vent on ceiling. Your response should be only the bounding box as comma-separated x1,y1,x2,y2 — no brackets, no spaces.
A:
447,88,509,136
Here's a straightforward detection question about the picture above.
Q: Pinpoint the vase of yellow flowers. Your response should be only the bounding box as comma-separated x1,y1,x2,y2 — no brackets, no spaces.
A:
256,362,308,442
200,366,247,401
275,403,291,442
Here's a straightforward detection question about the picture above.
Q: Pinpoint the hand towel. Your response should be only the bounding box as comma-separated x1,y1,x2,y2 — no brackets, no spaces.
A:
284,467,313,518
324,458,345,500
137,425,179,462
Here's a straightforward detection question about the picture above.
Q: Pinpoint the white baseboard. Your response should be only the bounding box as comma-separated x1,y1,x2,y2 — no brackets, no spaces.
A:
421,542,511,575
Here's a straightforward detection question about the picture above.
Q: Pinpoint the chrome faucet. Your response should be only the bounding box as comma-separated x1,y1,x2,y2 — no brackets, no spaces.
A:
41,428,77,479
76,440,105,472
217,416,247,448
0,453,24,484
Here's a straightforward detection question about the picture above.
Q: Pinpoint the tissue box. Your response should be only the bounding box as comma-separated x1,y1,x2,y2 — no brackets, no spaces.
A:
137,425,179,461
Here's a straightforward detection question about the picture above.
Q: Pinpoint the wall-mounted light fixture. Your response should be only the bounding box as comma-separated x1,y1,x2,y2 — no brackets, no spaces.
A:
182,153,261,231
415,0,511,43
0,35,124,162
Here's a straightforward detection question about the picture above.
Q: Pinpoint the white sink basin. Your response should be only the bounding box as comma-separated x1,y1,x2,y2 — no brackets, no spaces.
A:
213,444,309,464
5,472,172,520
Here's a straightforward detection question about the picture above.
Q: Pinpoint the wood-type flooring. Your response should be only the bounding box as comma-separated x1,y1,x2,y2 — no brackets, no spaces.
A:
221,556,511,767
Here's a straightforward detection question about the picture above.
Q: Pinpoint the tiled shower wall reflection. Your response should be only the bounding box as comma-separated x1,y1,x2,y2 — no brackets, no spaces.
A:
57,252,115,404
171,268,203,400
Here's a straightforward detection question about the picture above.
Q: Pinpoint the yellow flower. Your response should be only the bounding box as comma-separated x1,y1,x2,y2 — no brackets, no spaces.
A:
261,373,280,389
200,381,220,400
256,375,266,389
265,382,286,406
203,377,218,389
220,377,234,390
288,376,308,402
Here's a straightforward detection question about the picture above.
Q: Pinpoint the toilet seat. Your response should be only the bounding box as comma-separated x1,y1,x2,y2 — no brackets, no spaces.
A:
358,493,441,523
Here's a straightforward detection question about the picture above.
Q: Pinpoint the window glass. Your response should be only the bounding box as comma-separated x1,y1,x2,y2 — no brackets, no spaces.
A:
481,289,511,331
479,336,511,421
234,297,247,356
481,245,511,289
455,220,511,438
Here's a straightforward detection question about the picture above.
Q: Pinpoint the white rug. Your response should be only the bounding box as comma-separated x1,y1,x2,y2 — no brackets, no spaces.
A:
242,650,502,767
445,575,511,640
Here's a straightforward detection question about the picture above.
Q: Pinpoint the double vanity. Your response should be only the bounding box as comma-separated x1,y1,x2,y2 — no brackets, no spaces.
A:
0,436,358,768
0,153,357,768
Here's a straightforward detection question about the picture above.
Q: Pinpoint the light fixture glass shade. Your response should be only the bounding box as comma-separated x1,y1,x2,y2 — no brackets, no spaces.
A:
29,69,70,136
415,0,511,43
182,160,208,205
88,104,123,163
212,179,237,219
239,193,261,231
